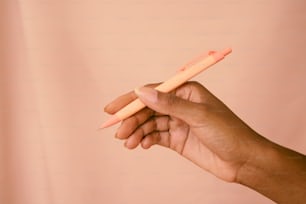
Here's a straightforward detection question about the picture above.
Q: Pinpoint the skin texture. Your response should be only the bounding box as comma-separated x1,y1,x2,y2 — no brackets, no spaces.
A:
104,81,306,204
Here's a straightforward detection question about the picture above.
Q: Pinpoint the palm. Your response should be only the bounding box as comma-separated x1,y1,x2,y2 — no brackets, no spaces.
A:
164,115,239,182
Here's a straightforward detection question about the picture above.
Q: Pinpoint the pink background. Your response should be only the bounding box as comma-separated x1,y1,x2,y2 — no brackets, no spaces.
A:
1,1,306,204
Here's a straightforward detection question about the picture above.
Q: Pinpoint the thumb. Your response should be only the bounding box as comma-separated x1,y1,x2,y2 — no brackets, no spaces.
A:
135,86,204,124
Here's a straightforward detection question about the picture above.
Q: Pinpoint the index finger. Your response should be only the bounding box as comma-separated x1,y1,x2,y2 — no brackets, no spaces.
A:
104,83,160,114
104,90,137,114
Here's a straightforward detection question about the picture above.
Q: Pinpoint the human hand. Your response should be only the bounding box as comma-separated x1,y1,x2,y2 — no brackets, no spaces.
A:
104,81,306,203
104,82,264,182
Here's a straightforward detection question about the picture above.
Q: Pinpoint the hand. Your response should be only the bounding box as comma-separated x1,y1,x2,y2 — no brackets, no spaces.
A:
104,82,264,182
104,81,306,203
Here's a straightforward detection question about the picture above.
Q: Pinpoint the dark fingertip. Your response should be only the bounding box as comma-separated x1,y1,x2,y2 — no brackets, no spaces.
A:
115,126,126,139
141,139,151,149
141,142,150,149
124,139,136,149
104,105,116,114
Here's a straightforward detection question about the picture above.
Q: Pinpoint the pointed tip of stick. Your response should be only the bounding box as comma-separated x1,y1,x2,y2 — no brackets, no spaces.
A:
99,115,121,129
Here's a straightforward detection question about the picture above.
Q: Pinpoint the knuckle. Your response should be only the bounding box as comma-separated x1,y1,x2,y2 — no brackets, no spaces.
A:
187,81,206,90
144,82,162,88
166,93,178,107
187,81,201,86
151,118,158,131
136,127,145,138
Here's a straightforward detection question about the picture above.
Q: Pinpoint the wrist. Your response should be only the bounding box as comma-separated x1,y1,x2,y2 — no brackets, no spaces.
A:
235,136,277,185
235,135,306,203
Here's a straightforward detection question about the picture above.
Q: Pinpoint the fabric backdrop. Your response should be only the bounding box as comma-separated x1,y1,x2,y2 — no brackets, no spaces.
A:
1,0,306,204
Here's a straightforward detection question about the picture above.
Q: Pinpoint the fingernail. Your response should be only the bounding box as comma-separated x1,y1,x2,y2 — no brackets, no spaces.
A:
124,140,128,147
134,87,158,103
124,140,132,149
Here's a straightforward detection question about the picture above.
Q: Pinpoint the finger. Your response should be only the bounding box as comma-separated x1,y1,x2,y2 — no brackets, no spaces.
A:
104,90,137,114
175,81,218,104
123,116,170,149
141,131,171,149
140,116,170,134
135,86,206,126
117,115,170,140
124,127,145,149
104,83,161,114
116,108,154,139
